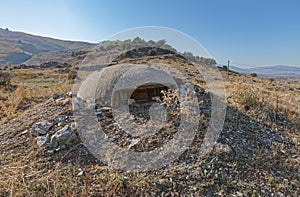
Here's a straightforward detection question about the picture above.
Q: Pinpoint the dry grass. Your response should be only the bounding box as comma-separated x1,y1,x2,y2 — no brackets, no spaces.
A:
0,69,72,124
0,57,299,196
224,72,300,121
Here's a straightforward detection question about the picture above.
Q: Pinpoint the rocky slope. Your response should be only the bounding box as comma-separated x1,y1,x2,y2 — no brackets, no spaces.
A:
0,53,299,196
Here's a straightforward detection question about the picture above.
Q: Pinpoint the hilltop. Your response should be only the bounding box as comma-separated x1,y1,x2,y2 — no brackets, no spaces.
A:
0,29,217,67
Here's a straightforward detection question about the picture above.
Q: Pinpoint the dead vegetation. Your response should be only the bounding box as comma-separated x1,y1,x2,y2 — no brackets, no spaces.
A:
0,68,72,125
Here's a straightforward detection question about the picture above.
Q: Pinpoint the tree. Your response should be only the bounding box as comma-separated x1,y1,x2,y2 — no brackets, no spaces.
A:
156,39,166,47
148,49,156,56
147,40,156,47
161,44,175,52
250,73,257,77
133,37,144,43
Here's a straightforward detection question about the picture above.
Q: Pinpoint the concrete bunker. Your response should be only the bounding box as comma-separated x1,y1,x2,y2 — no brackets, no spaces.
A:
108,64,179,119
78,63,183,119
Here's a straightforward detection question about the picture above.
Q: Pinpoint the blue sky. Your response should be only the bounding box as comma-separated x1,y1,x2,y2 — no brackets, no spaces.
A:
1,0,300,67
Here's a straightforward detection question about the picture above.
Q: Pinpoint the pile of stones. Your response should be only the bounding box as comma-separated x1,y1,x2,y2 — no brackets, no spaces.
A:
31,93,77,152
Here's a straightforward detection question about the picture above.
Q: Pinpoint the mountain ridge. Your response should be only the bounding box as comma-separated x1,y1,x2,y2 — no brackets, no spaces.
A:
230,65,300,77
0,28,96,65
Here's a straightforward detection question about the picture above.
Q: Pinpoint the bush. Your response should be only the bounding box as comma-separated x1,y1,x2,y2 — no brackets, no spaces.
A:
0,80,7,86
124,50,132,58
0,72,11,86
148,49,156,56
250,73,257,77
233,88,261,110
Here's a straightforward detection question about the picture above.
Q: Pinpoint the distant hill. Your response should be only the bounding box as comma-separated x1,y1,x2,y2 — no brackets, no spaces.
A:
0,28,95,65
0,28,216,66
25,38,216,66
230,65,300,77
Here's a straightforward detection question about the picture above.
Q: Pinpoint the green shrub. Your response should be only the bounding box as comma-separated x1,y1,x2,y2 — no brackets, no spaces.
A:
0,80,7,86
148,49,156,56
0,72,10,86
234,89,261,110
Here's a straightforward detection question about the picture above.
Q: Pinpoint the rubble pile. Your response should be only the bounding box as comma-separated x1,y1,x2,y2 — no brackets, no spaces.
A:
30,92,76,152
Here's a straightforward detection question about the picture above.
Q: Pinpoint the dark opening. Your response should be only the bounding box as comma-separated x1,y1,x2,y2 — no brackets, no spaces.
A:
130,83,169,103
129,83,169,118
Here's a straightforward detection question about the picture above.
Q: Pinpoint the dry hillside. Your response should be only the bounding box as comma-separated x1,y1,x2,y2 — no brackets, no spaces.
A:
0,28,95,65
0,52,299,196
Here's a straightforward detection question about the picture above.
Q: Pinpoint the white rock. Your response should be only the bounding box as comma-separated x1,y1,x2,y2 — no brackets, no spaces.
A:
50,125,76,148
31,120,52,136
56,98,70,106
128,138,140,150
36,134,49,147
77,170,84,176
21,130,28,135
95,107,111,115
66,91,75,97
214,142,232,154
278,192,284,197
73,103,80,110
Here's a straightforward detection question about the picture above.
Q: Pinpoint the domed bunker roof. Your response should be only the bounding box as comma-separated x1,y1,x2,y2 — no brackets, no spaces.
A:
77,63,183,109
87,63,178,106
77,64,136,105
110,64,178,108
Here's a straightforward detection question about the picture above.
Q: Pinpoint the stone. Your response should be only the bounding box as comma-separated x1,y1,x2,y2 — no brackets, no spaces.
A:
95,107,111,115
226,108,235,121
52,93,65,100
53,115,62,123
21,130,28,135
128,138,140,150
66,91,75,97
53,115,69,125
36,134,49,147
50,125,76,148
214,142,232,154
77,170,84,176
56,98,70,106
31,120,52,136
194,85,205,94
73,102,80,110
